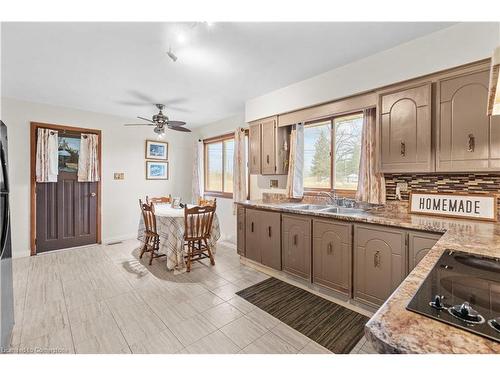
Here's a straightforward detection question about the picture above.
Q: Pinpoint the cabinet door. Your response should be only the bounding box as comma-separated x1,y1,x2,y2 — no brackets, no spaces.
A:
237,207,246,256
249,123,261,174
261,118,276,175
245,209,261,262
260,211,281,270
353,224,406,307
282,215,311,280
275,126,290,175
408,231,441,272
313,219,352,296
380,83,432,172
438,69,500,171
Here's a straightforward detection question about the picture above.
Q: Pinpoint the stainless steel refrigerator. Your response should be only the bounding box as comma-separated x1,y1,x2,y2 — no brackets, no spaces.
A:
0,121,14,351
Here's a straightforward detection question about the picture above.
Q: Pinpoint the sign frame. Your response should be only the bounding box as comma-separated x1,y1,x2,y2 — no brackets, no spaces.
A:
408,191,498,222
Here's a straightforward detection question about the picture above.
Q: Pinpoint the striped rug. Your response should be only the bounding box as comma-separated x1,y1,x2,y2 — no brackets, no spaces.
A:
236,277,369,354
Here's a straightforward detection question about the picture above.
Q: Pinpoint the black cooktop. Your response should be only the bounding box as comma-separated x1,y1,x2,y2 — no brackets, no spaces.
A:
407,249,500,343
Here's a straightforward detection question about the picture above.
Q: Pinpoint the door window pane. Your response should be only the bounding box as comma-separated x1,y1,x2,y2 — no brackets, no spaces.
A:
223,139,234,193
334,113,363,190
206,142,223,191
303,121,332,189
58,136,80,173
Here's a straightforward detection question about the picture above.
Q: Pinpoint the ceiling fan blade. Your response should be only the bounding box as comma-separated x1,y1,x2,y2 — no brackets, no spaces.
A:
124,123,154,126
128,90,156,103
137,116,155,123
167,120,186,127
168,125,191,132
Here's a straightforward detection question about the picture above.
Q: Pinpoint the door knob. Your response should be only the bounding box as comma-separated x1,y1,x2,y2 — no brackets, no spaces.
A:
90,192,96,197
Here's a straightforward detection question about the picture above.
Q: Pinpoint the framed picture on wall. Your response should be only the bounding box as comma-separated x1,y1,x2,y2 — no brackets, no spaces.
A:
146,161,169,180
145,140,168,160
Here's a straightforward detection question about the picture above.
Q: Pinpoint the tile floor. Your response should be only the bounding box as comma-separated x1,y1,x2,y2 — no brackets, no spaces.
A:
7,239,377,354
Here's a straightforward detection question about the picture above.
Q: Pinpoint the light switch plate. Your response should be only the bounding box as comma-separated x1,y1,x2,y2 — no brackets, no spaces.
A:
270,179,279,188
396,182,408,192
114,172,125,180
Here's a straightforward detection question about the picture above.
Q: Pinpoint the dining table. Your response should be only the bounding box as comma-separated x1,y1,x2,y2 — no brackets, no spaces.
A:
137,204,221,272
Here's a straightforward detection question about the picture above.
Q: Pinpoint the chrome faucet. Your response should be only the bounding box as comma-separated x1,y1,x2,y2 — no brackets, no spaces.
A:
321,191,338,205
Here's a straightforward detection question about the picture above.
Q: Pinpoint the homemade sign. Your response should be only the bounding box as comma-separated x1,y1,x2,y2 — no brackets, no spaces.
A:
409,192,497,221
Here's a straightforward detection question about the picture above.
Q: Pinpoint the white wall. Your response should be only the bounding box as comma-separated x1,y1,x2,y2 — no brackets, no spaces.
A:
1,97,194,258
246,22,500,122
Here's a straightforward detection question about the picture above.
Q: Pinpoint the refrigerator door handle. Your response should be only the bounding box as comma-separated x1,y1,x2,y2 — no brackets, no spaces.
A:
0,142,8,191
0,196,9,259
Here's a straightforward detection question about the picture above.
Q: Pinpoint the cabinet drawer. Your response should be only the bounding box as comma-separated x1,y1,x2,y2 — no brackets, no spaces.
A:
282,215,311,281
353,224,406,307
312,219,352,296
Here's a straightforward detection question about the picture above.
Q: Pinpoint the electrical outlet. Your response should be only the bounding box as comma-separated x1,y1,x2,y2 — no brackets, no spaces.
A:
270,179,279,188
396,182,408,192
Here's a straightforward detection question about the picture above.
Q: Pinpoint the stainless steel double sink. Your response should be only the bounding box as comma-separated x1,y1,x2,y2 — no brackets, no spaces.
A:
280,203,368,215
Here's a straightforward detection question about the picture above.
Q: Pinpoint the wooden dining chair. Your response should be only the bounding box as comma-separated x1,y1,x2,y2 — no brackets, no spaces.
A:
146,194,172,205
198,197,217,207
139,199,166,265
183,203,217,272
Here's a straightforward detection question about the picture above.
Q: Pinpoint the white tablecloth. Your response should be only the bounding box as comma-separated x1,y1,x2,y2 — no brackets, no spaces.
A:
137,204,221,271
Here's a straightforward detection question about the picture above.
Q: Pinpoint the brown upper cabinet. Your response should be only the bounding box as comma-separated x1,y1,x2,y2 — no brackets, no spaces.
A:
379,83,432,173
249,122,261,174
248,116,289,175
437,68,500,172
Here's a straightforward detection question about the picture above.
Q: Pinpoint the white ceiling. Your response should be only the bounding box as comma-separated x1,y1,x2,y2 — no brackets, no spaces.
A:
1,22,455,127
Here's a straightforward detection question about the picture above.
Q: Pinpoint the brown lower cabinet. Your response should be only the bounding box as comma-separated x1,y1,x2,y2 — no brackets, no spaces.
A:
312,219,352,296
236,207,245,256
282,214,311,280
408,231,441,272
244,208,281,270
353,224,407,307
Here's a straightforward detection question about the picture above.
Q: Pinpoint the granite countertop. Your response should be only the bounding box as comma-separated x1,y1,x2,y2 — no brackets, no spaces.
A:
236,199,500,353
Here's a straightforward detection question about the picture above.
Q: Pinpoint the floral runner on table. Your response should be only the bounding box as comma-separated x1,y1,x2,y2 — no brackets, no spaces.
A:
137,204,221,272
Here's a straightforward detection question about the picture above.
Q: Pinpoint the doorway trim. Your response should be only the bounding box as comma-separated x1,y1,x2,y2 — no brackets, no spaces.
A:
30,122,102,256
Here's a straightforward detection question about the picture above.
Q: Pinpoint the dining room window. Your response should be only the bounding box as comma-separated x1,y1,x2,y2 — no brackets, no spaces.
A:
303,112,363,192
204,132,248,198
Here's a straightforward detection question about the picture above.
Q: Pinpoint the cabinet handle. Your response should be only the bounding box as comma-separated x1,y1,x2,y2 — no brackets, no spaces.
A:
266,154,270,164
374,250,381,268
327,242,333,255
253,156,256,164
268,226,272,237
293,234,298,246
467,134,475,152
251,222,254,233
400,141,406,157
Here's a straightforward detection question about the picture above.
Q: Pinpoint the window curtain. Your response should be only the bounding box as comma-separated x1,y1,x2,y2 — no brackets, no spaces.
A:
356,108,386,204
35,128,59,183
78,133,100,182
286,123,304,199
192,140,204,204
233,128,247,213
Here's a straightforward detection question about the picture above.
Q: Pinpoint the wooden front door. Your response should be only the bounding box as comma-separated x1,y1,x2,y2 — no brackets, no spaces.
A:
35,133,98,253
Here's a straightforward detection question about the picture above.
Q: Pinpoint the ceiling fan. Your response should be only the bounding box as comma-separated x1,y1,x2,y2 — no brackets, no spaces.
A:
124,104,191,134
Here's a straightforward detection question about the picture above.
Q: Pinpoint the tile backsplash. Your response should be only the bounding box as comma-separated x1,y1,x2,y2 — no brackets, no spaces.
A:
385,173,500,201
